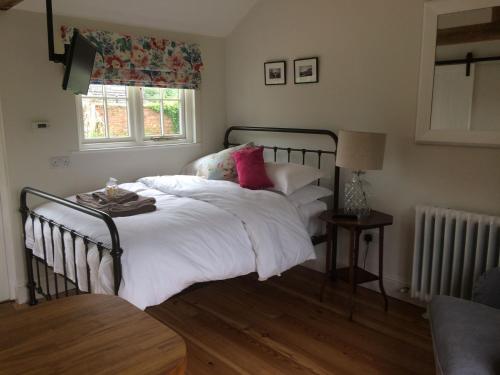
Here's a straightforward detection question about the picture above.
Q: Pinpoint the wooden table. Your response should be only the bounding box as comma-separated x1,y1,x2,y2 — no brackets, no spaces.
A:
0,294,187,375
319,210,393,319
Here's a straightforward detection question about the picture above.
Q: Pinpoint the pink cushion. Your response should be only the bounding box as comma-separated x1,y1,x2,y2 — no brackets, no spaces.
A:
232,147,274,190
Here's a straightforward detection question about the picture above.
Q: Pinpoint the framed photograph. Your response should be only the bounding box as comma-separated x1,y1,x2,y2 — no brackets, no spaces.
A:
264,61,287,85
294,57,319,84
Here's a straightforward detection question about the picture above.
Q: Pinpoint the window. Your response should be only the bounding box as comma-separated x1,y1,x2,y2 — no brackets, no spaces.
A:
77,84,196,149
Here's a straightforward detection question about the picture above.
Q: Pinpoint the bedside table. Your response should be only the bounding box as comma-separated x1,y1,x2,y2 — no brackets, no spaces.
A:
319,209,393,319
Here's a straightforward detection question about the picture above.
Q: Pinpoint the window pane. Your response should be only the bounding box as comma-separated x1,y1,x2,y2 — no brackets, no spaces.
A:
82,98,106,139
107,99,130,138
142,87,161,100
105,85,127,99
143,99,162,136
163,100,181,135
163,88,179,99
87,84,104,97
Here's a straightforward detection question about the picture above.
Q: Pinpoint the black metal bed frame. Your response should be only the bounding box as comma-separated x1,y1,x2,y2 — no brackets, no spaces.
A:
20,188,122,305
21,126,339,305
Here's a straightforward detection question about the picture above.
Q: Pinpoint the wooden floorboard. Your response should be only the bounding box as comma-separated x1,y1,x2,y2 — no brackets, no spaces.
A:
0,302,16,317
0,267,433,374
147,266,434,375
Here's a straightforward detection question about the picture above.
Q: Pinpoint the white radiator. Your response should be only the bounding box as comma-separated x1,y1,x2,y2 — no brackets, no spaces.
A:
411,205,500,302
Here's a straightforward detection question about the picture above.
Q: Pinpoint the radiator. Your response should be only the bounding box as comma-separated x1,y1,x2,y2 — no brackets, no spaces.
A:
411,205,500,302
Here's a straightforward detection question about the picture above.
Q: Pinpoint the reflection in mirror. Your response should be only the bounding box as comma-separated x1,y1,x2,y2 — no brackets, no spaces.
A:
431,7,500,131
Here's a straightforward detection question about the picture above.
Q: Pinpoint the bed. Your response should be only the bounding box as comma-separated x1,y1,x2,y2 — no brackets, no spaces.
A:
20,126,340,309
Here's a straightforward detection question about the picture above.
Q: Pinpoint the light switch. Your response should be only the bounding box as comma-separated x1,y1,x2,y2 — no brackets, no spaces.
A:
32,121,50,131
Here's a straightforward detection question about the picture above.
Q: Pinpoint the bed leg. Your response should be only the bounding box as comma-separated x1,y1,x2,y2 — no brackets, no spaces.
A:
25,247,38,306
111,248,123,296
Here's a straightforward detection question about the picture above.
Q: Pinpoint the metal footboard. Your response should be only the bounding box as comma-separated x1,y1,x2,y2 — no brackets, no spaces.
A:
20,187,123,305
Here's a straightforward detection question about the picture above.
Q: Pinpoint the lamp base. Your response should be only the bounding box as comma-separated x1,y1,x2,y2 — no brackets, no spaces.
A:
344,171,370,219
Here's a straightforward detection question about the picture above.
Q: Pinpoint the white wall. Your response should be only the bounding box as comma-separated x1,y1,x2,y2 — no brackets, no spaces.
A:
0,10,227,302
0,99,12,302
3,1,500,304
226,0,500,292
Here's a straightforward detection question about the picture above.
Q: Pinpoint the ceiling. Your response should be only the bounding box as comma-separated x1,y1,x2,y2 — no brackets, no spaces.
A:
14,0,258,37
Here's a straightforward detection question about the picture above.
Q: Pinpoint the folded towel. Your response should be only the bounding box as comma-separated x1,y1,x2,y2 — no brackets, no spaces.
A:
108,203,156,217
76,194,156,210
91,188,139,204
76,190,156,217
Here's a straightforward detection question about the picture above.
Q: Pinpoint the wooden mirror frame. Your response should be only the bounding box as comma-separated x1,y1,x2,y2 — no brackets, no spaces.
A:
416,0,500,147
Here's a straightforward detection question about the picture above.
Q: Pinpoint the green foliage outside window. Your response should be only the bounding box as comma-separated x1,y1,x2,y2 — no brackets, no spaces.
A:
88,122,105,138
143,88,181,134
145,102,180,134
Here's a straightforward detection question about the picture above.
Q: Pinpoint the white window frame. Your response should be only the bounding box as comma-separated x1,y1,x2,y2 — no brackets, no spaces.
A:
76,86,197,150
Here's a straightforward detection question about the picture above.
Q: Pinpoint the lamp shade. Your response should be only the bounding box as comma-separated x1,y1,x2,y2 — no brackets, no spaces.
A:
336,130,386,171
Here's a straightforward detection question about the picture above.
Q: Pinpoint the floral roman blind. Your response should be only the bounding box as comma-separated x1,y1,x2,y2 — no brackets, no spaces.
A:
61,26,204,89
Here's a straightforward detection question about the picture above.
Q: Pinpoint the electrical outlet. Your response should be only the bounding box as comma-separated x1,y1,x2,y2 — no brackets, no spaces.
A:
49,156,70,169
363,233,373,243
363,230,377,244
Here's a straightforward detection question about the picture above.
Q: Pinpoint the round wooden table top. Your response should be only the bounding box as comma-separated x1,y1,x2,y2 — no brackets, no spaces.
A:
0,294,186,375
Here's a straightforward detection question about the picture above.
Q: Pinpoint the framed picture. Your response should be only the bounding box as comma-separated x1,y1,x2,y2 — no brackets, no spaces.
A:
294,57,319,84
264,61,287,85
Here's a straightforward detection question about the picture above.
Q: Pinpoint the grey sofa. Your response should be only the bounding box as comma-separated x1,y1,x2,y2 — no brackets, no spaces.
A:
429,268,500,375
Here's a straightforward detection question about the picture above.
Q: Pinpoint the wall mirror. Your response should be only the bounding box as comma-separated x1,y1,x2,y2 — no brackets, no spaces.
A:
416,0,500,147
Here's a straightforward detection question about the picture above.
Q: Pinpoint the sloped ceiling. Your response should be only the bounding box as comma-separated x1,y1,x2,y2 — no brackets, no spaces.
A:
14,0,259,37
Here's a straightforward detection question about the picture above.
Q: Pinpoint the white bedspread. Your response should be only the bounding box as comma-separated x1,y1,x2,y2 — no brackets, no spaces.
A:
139,175,315,280
25,176,315,309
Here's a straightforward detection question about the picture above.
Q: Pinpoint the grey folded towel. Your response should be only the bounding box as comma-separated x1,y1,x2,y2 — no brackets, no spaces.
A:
91,188,139,204
107,200,156,217
76,189,156,217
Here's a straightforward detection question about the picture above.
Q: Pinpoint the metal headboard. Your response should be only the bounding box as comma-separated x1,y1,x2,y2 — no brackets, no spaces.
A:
224,126,340,212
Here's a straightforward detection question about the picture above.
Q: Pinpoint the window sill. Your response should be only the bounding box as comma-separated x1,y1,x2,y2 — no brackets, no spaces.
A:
73,141,201,155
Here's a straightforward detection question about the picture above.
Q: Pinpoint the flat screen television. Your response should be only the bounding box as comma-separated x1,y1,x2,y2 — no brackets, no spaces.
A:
62,30,97,95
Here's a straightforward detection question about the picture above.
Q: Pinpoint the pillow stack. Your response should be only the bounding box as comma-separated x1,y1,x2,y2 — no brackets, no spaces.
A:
264,163,323,195
181,145,330,197
286,184,333,207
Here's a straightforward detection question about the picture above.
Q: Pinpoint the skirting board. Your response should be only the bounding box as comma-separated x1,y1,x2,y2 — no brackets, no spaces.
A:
305,243,425,307
15,284,28,305
303,259,424,307
16,281,61,304
18,270,423,307
16,244,422,307
15,268,75,304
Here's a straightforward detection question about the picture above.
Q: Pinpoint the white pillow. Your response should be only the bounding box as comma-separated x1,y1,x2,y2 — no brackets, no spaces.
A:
265,163,324,195
287,185,333,207
180,154,211,177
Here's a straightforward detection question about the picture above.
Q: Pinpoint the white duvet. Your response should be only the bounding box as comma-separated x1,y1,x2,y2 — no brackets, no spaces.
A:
25,176,315,309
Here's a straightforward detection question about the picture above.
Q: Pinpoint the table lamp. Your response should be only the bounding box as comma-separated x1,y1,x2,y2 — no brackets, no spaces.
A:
336,130,386,218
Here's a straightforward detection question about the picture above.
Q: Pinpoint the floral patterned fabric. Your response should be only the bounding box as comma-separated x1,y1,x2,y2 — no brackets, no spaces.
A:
182,143,255,181
61,26,203,89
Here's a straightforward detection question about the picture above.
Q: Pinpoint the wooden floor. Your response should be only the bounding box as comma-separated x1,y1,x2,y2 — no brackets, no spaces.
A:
147,266,435,375
0,302,16,316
